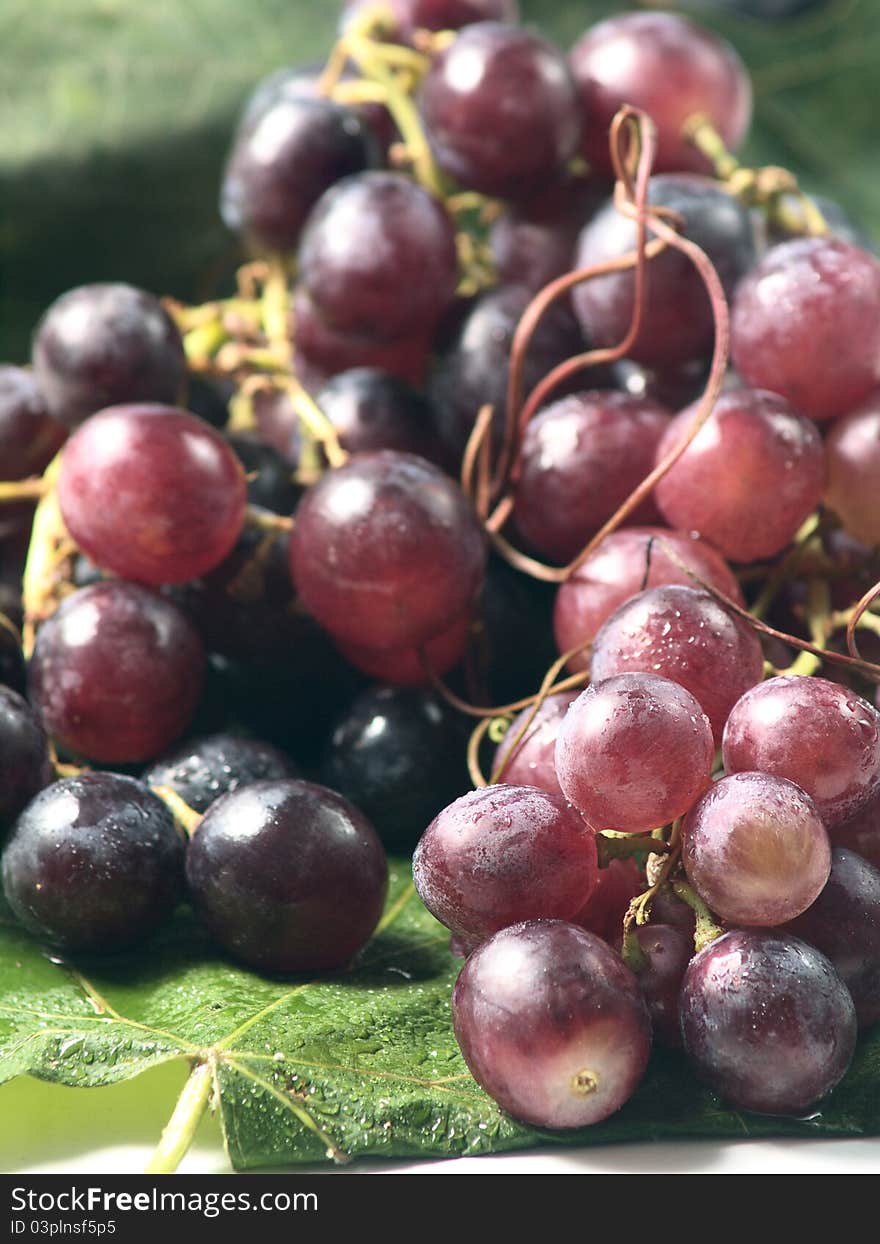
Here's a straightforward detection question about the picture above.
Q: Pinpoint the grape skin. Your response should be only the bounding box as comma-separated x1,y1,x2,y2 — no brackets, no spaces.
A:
493,690,577,798
452,920,652,1128
824,393,880,546
0,687,52,837
680,930,857,1115
0,366,66,482
143,733,298,815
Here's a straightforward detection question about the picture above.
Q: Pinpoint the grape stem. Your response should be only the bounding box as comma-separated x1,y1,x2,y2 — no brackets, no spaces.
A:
671,879,726,954
0,477,48,503
597,832,669,867
144,1058,214,1175
20,455,78,659
152,785,203,838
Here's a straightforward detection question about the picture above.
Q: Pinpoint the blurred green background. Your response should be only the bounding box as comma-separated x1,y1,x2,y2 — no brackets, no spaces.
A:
1,0,878,359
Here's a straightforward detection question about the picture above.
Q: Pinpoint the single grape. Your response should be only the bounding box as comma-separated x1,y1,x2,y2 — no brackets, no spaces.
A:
654,388,826,563
57,404,247,586
320,686,470,853
341,0,519,42
289,451,486,650
315,368,441,463
0,687,52,836
29,581,205,764
452,920,652,1127
731,237,880,421
629,924,693,1048
413,784,598,941
2,773,184,952
556,673,715,834
682,771,831,925
32,284,186,427
590,584,764,743
554,527,743,674
680,929,857,1114
418,23,581,200
0,366,66,481
292,288,431,390
722,676,880,829
570,12,752,176
225,434,301,516
489,177,603,294
144,733,298,815
572,175,756,368
513,390,671,563
825,394,880,546
784,847,880,1028
571,857,643,946
299,172,458,342
335,611,471,685
221,96,380,254
430,284,584,459
185,779,388,973
493,691,578,798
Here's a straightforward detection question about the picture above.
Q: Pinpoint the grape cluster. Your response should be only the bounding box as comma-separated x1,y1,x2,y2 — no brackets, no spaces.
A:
1,0,880,1153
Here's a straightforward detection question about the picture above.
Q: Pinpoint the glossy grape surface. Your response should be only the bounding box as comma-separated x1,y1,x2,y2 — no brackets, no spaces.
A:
832,789,880,871
590,584,764,743
2,773,183,952
513,391,671,563
489,178,601,293
722,676,880,829
0,367,66,482
186,779,388,973
680,930,856,1114
299,172,458,342
413,784,598,941
58,404,247,586
29,581,205,764
556,673,714,834
570,12,752,176
321,687,470,852
289,451,486,650
418,23,581,200
315,368,441,463
493,691,578,798
572,175,755,368
825,394,880,546
682,771,831,925
144,733,298,815
452,920,652,1127
0,687,52,836
554,527,743,674
630,924,693,1048
32,284,185,427
654,388,826,563
335,611,471,685
221,97,379,254
731,238,880,421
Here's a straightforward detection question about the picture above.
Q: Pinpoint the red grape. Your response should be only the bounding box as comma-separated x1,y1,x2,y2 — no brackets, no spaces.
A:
493,690,578,797
334,611,471,684
572,856,643,947
824,393,880,545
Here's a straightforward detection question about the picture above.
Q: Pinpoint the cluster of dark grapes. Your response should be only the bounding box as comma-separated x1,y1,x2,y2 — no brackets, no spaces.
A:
1,0,880,1146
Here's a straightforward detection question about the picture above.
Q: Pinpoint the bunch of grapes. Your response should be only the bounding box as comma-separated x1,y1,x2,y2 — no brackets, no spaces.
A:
1,0,879,1148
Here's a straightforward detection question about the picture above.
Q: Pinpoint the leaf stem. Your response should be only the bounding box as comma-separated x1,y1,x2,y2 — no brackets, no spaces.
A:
144,1059,213,1174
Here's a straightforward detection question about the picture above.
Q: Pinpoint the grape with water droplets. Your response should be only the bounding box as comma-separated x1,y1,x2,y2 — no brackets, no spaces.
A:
144,733,298,815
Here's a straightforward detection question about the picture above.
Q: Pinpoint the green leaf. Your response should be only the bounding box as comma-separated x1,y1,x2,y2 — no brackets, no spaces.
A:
2,863,879,1171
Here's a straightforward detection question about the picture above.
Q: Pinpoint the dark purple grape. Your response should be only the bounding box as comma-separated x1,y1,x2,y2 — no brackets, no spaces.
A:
682,771,831,926
731,238,880,421
556,673,714,834
493,691,578,798
513,390,671,562
0,366,66,481
315,368,441,463
29,581,205,764
480,553,557,704
221,97,380,254
613,357,710,411
58,404,247,586
590,584,764,743
292,288,431,390
2,773,184,952
489,177,605,294
453,920,652,1127
289,451,486,650
553,527,743,674
0,687,52,836
430,284,584,460
418,23,581,200
412,784,598,941
342,0,519,43
32,284,186,428
570,12,752,176
186,374,232,430
320,686,470,852
186,779,388,973
239,63,394,154
299,173,458,342
723,677,880,830
784,848,880,1028
0,622,25,698
572,175,756,368
143,733,298,815
832,789,880,871
630,924,693,1048
680,929,857,1114
654,388,826,563
226,434,301,515
825,393,880,546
